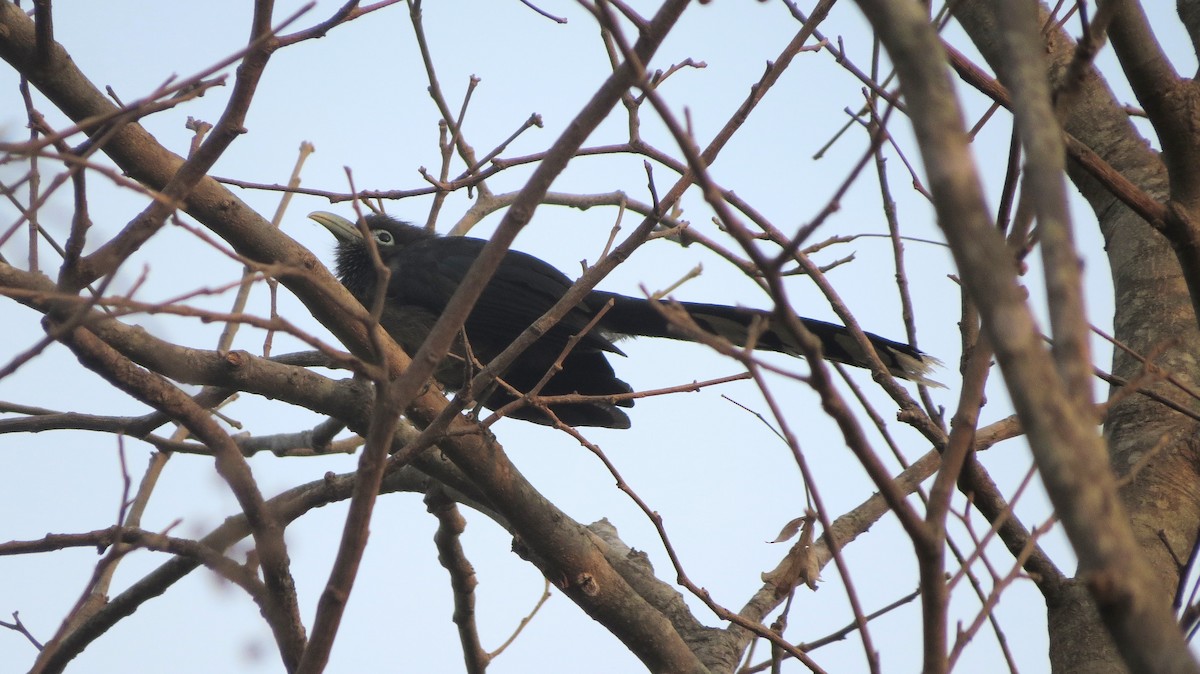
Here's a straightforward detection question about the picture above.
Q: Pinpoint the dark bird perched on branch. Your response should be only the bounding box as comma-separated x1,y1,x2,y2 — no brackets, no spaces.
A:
311,211,940,429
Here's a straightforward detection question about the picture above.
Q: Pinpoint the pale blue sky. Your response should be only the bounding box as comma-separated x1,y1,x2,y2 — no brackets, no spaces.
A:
2,1,1183,672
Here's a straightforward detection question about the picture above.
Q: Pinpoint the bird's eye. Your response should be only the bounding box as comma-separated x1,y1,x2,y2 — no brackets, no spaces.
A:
374,230,394,245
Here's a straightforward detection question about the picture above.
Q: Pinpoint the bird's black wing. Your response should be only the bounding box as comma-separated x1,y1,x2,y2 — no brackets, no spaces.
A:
388,235,635,427
389,236,623,360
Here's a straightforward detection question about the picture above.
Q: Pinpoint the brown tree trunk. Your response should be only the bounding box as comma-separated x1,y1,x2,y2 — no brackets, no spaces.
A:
955,2,1200,671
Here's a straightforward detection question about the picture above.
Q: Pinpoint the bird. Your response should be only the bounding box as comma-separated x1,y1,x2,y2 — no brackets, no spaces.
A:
311,211,939,429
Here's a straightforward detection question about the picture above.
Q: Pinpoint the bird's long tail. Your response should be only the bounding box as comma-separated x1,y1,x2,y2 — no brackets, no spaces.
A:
591,291,942,387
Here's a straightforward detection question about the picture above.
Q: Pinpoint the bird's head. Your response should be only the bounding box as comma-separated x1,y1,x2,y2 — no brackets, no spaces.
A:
309,211,432,286
309,211,432,247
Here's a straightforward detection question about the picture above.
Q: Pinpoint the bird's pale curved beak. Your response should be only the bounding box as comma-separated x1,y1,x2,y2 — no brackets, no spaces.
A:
308,211,361,241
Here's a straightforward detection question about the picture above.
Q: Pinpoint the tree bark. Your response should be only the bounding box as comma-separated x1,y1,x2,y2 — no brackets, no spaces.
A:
955,2,1200,671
